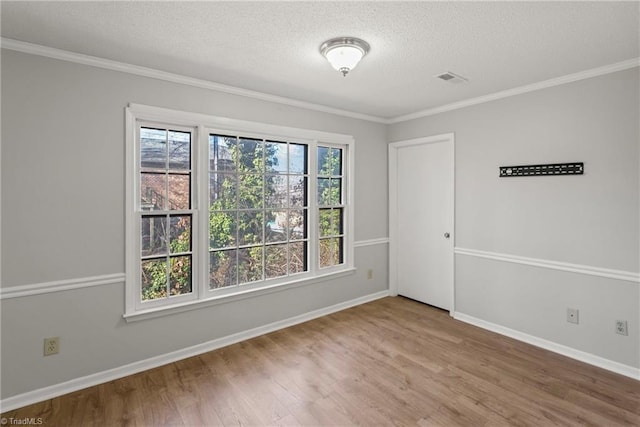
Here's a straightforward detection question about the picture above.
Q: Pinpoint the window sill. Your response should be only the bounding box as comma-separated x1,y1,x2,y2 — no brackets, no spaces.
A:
123,267,357,323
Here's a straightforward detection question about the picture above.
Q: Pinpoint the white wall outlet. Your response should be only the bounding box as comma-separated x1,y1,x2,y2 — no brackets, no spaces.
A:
44,337,60,356
567,308,579,324
367,269,373,280
615,320,628,336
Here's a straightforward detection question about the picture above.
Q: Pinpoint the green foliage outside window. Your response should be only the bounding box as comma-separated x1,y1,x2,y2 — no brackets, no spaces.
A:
141,135,345,301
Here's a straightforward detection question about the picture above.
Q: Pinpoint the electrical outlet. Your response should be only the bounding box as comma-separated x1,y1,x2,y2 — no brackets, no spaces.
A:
615,320,628,336
367,269,373,280
567,308,579,324
44,337,59,356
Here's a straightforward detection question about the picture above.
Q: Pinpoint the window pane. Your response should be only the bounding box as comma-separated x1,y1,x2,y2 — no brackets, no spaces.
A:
265,211,287,243
141,258,167,301
238,210,264,245
329,148,343,176
142,215,166,257
329,178,342,205
141,173,166,210
210,173,237,210
239,174,264,209
168,173,190,210
168,131,190,170
210,250,237,289
319,237,343,268
265,244,288,279
317,178,330,205
289,242,307,274
319,209,331,238
289,143,307,174
238,138,263,172
317,178,342,205
169,256,192,296
169,215,191,254
289,176,306,207
210,211,237,249
317,146,329,175
265,141,287,173
140,128,166,169
209,135,237,172
288,209,306,240
318,146,342,176
239,247,263,284
265,174,287,208
319,209,342,237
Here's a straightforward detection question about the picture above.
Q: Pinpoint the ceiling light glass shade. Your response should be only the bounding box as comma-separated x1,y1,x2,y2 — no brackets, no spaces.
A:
320,37,370,77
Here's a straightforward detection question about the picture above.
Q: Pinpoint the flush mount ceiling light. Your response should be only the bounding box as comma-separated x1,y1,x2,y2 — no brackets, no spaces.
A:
320,37,370,77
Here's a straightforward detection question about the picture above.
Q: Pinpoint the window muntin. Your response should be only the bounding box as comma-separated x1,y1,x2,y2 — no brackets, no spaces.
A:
208,135,308,289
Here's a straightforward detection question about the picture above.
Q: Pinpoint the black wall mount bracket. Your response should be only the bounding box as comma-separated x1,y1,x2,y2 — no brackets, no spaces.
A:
499,162,583,177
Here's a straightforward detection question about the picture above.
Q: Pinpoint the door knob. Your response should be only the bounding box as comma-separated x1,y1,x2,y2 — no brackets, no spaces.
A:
444,232,450,239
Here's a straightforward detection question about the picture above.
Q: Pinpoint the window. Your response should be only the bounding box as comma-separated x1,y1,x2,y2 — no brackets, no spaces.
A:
208,135,308,288
125,104,354,318
139,126,194,302
318,146,344,268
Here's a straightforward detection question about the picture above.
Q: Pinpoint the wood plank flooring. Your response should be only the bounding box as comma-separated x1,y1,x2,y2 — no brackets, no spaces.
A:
2,297,639,426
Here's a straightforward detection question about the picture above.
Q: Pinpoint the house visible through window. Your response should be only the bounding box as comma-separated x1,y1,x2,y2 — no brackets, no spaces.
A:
126,104,354,318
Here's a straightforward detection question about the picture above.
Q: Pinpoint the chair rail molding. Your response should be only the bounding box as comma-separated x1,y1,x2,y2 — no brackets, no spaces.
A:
455,247,639,283
0,274,126,300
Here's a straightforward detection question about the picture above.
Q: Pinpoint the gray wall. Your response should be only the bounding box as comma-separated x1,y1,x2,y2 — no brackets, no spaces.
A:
0,49,389,398
2,47,638,401
389,68,640,368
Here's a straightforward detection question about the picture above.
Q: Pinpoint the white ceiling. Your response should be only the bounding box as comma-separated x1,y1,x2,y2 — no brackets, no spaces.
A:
2,1,638,120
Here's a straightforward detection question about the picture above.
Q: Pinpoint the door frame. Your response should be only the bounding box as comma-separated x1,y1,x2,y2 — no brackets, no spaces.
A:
388,133,455,314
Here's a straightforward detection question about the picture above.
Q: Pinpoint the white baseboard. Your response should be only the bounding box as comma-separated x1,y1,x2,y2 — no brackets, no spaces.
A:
0,290,389,412
454,312,640,381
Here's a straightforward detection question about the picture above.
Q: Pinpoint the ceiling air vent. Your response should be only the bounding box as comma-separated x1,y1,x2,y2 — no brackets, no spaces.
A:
435,71,468,84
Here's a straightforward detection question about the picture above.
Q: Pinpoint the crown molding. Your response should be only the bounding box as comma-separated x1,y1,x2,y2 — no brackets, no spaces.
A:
0,38,388,124
3,38,638,125
389,58,640,123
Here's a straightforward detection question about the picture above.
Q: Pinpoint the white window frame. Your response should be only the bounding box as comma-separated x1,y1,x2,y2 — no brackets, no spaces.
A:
125,103,355,321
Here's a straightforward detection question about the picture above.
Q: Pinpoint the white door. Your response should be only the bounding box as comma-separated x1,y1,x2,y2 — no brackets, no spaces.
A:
390,134,454,311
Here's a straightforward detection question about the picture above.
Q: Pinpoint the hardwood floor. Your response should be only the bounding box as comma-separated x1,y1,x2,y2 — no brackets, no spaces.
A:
2,296,639,426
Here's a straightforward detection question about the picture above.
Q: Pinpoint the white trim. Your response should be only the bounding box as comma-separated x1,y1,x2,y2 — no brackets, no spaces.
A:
127,103,355,145
455,247,640,283
388,133,456,313
388,133,454,148
3,39,637,126
0,290,389,412
0,38,386,124
389,58,640,123
124,107,137,315
453,312,640,381
354,237,390,248
0,274,125,300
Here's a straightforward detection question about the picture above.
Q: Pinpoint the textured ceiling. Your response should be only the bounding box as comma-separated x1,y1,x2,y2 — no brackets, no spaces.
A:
2,1,639,120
